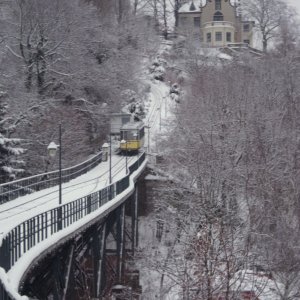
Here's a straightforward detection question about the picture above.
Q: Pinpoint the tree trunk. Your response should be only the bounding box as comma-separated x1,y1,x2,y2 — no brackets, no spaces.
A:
174,0,180,27
118,0,123,24
162,0,168,39
263,37,267,52
133,0,138,15
153,0,159,30
26,58,33,91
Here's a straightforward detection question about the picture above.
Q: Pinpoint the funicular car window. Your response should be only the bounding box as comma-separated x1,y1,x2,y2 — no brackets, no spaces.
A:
121,130,138,140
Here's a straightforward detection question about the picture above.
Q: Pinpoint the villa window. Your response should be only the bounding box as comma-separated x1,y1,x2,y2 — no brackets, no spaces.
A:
226,32,232,42
243,24,250,32
180,17,188,26
216,32,222,41
194,17,200,27
213,11,224,21
207,32,212,43
215,0,221,10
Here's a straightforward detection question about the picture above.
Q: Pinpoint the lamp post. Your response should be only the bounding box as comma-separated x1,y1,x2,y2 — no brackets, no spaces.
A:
164,95,167,118
109,134,112,184
157,106,161,131
120,140,128,174
102,142,109,162
145,125,151,153
47,124,62,206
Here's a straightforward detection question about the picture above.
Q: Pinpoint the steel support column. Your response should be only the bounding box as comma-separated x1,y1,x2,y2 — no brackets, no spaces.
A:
131,184,139,256
92,222,107,298
134,184,139,249
52,255,64,300
19,176,144,299
62,245,74,300
116,204,125,282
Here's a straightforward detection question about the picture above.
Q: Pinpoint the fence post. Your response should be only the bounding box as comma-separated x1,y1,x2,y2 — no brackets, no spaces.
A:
58,206,63,231
87,195,91,214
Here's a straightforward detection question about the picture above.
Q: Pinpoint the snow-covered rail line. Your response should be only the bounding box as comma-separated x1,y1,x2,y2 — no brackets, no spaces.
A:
0,154,138,235
0,152,103,205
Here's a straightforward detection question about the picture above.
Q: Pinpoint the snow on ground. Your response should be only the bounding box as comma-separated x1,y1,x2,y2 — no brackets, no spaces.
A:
134,41,187,299
144,42,178,153
136,41,286,300
144,80,172,154
135,215,182,300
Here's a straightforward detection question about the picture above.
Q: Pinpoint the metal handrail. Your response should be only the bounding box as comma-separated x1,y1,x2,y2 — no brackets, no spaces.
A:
0,152,103,204
0,152,145,276
0,279,14,300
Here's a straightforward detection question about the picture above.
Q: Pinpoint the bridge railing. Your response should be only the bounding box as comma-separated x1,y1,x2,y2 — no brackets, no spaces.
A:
0,280,14,300
0,152,145,274
0,152,103,204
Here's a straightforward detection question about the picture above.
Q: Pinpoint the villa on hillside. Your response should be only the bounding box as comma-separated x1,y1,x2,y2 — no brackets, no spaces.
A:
178,0,254,47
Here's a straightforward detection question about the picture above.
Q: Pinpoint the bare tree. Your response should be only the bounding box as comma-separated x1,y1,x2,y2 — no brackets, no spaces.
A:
6,0,74,92
148,31,300,296
243,0,288,52
159,0,169,39
0,0,160,174
274,8,299,57
168,0,181,28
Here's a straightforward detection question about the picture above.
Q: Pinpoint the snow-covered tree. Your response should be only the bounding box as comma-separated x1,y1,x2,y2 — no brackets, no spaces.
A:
243,0,288,52
0,96,24,182
147,33,300,297
0,0,160,174
274,8,299,57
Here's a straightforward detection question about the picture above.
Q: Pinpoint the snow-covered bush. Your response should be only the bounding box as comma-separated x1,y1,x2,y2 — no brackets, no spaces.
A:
120,89,145,121
170,93,180,103
153,65,166,81
170,83,181,103
170,83,180,95
149,56,167,81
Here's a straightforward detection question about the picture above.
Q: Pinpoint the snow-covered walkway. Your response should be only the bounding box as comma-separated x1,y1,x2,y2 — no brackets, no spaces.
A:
0,154,138,239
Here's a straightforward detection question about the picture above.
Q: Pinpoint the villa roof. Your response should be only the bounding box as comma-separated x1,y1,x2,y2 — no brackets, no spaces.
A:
179,0,202,13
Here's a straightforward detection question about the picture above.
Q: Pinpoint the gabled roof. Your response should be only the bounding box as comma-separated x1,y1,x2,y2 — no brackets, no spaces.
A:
179,0,202,13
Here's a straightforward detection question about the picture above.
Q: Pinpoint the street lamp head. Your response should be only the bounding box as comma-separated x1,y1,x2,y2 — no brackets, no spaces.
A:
47,141,59,157
102,142,109,149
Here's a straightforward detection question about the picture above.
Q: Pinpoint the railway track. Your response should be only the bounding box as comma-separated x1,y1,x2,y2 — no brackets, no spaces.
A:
0,154,137,233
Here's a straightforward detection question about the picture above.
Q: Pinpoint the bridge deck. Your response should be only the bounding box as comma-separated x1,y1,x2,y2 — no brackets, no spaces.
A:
0,153,147,298
0,154,138,239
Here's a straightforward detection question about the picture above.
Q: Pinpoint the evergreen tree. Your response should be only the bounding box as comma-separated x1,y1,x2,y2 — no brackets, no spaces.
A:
0,95,25,183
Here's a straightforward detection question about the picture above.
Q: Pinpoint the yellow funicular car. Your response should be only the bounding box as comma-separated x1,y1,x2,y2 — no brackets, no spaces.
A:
119,121,145,152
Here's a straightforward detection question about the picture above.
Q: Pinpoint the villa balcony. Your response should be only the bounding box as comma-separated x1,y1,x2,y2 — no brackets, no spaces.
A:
203,21,235,30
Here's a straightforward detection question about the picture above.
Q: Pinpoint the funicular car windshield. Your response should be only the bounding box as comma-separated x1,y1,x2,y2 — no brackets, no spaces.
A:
121,130,138,140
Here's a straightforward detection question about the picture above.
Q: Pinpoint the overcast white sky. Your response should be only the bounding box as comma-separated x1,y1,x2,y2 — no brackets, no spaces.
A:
286,0,300,16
